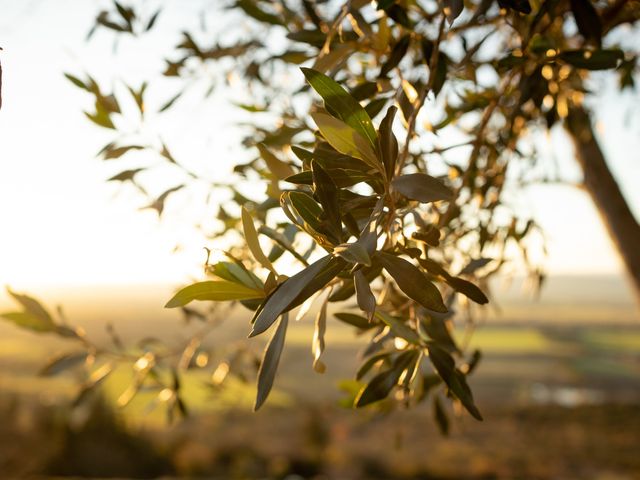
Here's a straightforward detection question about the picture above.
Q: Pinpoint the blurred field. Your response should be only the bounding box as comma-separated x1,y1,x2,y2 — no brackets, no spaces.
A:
0,275,638,478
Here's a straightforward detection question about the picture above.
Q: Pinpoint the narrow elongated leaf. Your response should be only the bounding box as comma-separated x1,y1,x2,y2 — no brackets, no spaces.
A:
2,290,57,333
354,270,376,319
559,49,623,70
260,225,308,266
380,35,411,77
427,343,483,420
377,252,447,313
6,288,54,326
254,313,288,411
242,207,278,276
258,144,295,180
311,112,380,170
334,312,375,330
378,106,398,179
433,396,450,435
419,315,458,352
302,68,377,147
334,243,371,266
288,257,346,311
447,277,488,304
250,255,335,337
108,168,144,182
391,173,453,203
356,351,392,380
419,258,488,305
375,310,421,345
312,295,329,373
165,281,264,308
570,0,602,46
40,352,88,376
209,261,264,290
312,160,342,239
459,258,493,275
329,263,382,302
0,312,55,332
354,351,418,407
281,191,336,248
284,191,324,231
285,169,371,188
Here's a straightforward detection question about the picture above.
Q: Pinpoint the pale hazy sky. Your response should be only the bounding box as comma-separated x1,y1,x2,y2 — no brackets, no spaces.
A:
0,0,639,294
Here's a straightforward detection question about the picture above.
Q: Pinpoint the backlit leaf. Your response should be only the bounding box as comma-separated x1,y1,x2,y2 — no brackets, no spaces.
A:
377,252,447,313
254,313,288,411
242,207,278,276
302,68,377,147
165,281,264,308
250,255,338,337
311,112,380,170
391,173,454,203
354,270,376,320
427,343,483,420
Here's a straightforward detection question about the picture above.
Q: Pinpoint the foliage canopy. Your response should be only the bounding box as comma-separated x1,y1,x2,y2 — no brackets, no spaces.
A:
3,0,639,431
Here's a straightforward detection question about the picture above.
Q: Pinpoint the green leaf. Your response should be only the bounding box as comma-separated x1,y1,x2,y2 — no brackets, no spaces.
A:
380,34,411,77
334,242,371,266
377,106,399,179
281,191,335,248
6,288,54,326
433,395,450,435
334,312,376,330
376,252,447,313
257,144,295,180
419,315,458,352
0,312,55,333
459,258,493,275
375,310,421,345
391,173,454,203
419,258,488,305
40,352,88,376
311,112,380,170
302,68,377,147
356,351,392,380
427,343,483,420
286,169,371,188
284,191,324,230
250,255,337,337
311,160,342,240
242,207,278,276
108,168,144,182
260,225,308,266
354,351,418,407
354,270,376,319
209,261,264,290
64,73,90,91
446,277,489,305
254,314,288,411
289,257,346,309
165,281,264,308
312,296,328,373
558,49,623,70
235,0,284,26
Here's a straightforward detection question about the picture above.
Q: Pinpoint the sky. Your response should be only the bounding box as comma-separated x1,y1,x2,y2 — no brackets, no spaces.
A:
0,0,639,296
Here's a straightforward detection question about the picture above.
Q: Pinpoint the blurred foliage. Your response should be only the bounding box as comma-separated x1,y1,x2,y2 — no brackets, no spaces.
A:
3,0,639,429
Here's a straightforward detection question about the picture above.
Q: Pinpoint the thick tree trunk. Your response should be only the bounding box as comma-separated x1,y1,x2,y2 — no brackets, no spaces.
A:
565,105,640,300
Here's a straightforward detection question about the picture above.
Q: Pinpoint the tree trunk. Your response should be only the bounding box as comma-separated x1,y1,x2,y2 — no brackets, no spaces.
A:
565,105,640,300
